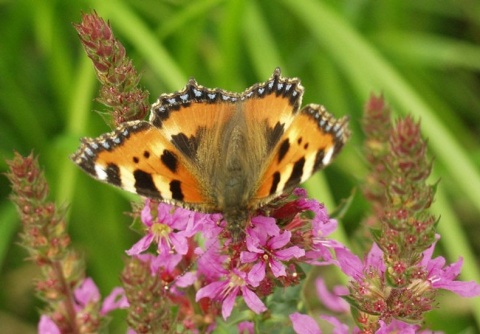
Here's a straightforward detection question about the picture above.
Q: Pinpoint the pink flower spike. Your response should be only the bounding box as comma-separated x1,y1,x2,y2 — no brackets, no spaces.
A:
38,315,60,334
290,312,321,334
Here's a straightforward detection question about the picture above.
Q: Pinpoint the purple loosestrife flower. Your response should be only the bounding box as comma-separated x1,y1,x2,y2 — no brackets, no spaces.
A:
304,207,342,266
335,240,480,330
149,252,197,289
269,188,342,266
417,238,480,297
196,268,267,320
240,228,305,283
39,278,128,334
74,277,129,314
289,313,439,334
126,199,202,256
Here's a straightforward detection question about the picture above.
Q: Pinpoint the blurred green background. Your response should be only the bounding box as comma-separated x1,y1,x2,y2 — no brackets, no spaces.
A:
1,0,480,332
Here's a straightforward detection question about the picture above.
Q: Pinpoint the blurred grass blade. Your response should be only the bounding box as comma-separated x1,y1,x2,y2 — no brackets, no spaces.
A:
243,1,285,78
89,0,186,90
374,32,480,71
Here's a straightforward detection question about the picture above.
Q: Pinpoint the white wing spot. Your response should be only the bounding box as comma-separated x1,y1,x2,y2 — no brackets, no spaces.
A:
322,147,334,165
95,165,108,180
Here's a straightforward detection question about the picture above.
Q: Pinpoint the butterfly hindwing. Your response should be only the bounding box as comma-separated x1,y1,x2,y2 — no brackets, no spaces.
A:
254,104,350,203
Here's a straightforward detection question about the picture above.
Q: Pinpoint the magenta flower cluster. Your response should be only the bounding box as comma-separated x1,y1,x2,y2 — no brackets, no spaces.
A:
119,190,480,333
125,188,343,324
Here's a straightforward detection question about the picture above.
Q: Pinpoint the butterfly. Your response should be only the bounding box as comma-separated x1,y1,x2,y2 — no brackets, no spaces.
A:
72,68,350,240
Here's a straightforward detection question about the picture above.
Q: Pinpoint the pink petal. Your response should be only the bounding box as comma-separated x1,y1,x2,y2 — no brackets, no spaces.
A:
74,277,100,307
176,271,197,288
196,281,226,302
289,312,321,334
248,261,266,284
268,230,292,249
335,247,363,278
275,246,305,261
101,287,129,315
126,234,154,256
38,315,60,334
221,286,238,319
439,257,462,280
315,278,349,313
246,228,266,252
170,232,189,255
140,199,153,226
250,216,279,237
312,216,338,237
269,258,286,277
238,321,254,334
241,286,267,314
240,251,260,263
365,243,385,271
433,279,480,297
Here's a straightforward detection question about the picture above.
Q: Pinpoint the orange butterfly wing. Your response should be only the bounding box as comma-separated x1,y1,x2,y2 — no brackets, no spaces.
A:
72,80,239,211
254,104,350,202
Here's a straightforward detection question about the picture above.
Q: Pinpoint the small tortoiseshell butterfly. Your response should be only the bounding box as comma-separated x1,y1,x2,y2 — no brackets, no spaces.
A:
72,68,350,240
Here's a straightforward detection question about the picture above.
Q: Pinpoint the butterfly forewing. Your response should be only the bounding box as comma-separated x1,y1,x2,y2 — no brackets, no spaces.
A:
72,121,209,207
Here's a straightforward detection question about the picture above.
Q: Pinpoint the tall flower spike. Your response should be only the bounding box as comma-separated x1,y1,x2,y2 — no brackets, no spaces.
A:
7,152,85,332
344,94,477,332
121,256,177,333
74,11,149,126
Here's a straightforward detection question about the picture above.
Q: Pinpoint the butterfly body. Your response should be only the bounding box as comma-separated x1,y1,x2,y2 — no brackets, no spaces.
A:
72,69,350,239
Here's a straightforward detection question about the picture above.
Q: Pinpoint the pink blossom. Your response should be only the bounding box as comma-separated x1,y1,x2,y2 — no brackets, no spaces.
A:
126,200,203,256
241,229,304,283
298,196,343,265
421,239,480,297
196,269,267,320
74,277,129,315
